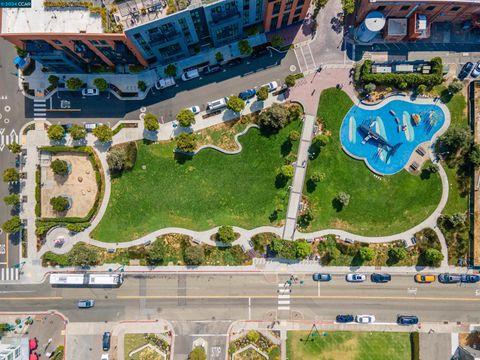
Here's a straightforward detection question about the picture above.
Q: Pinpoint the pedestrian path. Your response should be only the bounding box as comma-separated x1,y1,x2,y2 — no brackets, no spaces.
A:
277,283,291,312
0,267,20,281
33,99,46,121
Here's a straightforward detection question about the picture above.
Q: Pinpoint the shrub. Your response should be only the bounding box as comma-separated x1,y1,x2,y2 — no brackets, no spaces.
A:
183,246,205,266
270,238,297,259
47,124,65,141
164,63,177,77
176,108,195,127
69,124,86,140
257,86,269,101
342,0,355,14
93,78,108,91
215,51,224,62
144,113,159,131
189,346,206,360
470,143,480,168
66,222,90,233
417,84,427,94
295,240,312,258
107,147,127,171
251,233,278,253
448,81,463,94
359,247,375,261
227,96,245,113
92,124,113,143
388,246,407,262
310,171,323,183
4,194,20,206
336,191,350,207
146,239,166,265
238,39,252,55
313,134,329,147
258,103,291,129
217,225,236,244
411,332,419,360
51,159,69,176
246,330,260,342
3,168,20,182
2,216,21,233
425,248,443,266
364,83,376,93
137,80,146,92
279,165,294,179
271,35,283,49
288,130,300,141
7,142,22,154
285,74,296,88
50,196,69,213
68,243,99,266
176,133,197,152
66,77,83,90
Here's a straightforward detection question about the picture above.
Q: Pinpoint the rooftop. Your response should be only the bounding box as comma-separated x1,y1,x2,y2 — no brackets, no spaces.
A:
1,0,104,34
114,0,184,30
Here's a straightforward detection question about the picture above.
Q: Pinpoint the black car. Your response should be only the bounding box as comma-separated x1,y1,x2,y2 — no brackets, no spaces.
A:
336,314,354,323
102,332,111,351
225,58,243,67
370,273,391,283
397,315,418,325
458,62,473,80
203,65,222,74
251,48,268,58
461,274,480,283
438,273,462,283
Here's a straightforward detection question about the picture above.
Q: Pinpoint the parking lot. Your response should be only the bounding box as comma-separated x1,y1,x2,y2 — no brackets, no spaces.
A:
26,313,66,358
67,322,115,360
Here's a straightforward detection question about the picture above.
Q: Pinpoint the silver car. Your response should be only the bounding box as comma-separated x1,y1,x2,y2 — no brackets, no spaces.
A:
346,273,366,282
355,314,375,324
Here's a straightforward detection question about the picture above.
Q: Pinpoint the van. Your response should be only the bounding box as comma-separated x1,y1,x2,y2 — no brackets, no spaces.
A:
206,97,229,113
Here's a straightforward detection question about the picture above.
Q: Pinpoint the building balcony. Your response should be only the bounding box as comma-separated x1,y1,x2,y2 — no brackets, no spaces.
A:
210,9,241,25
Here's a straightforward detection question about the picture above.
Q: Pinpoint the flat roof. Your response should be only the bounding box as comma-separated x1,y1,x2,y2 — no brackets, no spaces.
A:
1,0,104,34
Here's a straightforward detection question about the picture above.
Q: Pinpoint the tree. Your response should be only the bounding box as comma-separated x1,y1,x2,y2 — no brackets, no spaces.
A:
469,143,480,168
2,216,21,234
326,246,340,261
215,51,224,62
257,86,269,101
93,78,108,91
50,196,69,213
359,247,375,261
388,246,407,262
189,346,206,360
364,83,376,93
448,213,467,228
164,63,177,77
289,104,303,119
50,159,69,176
310,171,323,183
176,133,197,152
425,162,439,174
144,113,159,131
313,134,329,147
247,330,260,342
438,127,471,153
66,77,83,90
226,96,245,113
425,248,443,265
183,246,204,266
93,124,113,143
3,194,20,206
69,124,86,140
47,124,65,141
295,240,312,258
3,168,19,183
288,130,300,141
398,81,408,90
238,39,252,55
341,0,355,14
285,74,296,88
258,103,290,129
7,142,21,154
48,75,59,87
176,108,195,128
146,239,166,265
336,191,350,207
217,225,236,244
68,244,99,266
417,84,427,94
279,164,294,179
107,147,127,171
271,35,283,49
448,81,463,94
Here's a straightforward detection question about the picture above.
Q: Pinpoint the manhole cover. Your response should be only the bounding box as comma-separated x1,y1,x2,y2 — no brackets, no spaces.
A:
289,65,297,72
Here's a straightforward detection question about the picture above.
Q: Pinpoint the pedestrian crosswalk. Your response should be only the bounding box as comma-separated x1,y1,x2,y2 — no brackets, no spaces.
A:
294,44,317,74
33,99,47,121
0,128,19,151
277,283,291,311
0,267,20,281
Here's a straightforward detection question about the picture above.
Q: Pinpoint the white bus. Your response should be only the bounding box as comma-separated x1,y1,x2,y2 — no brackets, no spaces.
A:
49,273,124,287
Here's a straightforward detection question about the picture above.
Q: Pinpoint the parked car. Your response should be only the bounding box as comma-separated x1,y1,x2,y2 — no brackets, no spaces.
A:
203,65,222,74
61,123,73,131
458,62,474,80
102,332,111,351
82,88,99,96
181,69,200,81
155,77,175,90
414,274,436,283
438,273,462,284
397,315,419,325
336,314,354,323
370,273,391,283
84,123,98,132
471,61,480,78
101,354,109,360
346,273,366,282
239,88,256,100
251,48,269,58
78,299,95,308
190,106,201,114
206,97,229,113
355,315,375,324
461,274,480,283
225,58,243,67
262,81,278,92
312,273,332,282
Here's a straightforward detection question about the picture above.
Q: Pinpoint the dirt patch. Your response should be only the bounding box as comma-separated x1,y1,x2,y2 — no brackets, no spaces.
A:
459,332,480,347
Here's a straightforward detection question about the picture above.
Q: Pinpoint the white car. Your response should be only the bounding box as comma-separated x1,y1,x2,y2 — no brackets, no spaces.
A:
190,106,200,114
82,88,99,96
471,61,480,78
355,315,375,324
181,69,200,81
262,81,278,92
346,273,366,282
101,354,109,360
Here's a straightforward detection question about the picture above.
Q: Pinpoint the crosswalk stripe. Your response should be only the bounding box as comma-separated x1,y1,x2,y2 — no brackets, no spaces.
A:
0,268,20,281
34,103,46,107
34,99,45,103
34,113,47,117
278,294,290,299
278,306,290,310
278,300,290,304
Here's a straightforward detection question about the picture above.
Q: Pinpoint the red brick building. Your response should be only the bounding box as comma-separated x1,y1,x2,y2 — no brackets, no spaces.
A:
264,0,311,32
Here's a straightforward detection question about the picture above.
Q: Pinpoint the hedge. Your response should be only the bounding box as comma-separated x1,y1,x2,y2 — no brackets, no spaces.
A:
360,57,443,88
410,332,419,360
35,167,41,217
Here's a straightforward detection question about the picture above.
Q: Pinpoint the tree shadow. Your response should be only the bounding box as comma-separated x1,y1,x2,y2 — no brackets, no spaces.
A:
439,89,453,103
308,143,321,160
420,169,431,180
275,174,288,188
259,125,279,137
174,152,193,164
331,198,343,212
306,179,317,193
142,139,155,145
386,255,399,267
350,253,364,267
281,140,293,156
269,210,279,222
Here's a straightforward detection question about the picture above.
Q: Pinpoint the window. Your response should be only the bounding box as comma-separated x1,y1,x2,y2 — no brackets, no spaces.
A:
281,11,290,27
450,6,460,11
285,0,293,11
272,2,281,15
294,6,302,14
376,5,385,11
100,40,108,45
255,0,262,21
269,16,278,31
292,15,300,23
426,5,435,10
53,40,62,45
296,0,305,7
400,5,410,10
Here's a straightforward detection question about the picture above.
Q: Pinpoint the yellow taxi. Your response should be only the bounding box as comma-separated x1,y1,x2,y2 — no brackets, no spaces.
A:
414,274,436,283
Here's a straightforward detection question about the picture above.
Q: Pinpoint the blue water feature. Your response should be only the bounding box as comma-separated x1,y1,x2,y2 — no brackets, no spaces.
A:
339,100,445,175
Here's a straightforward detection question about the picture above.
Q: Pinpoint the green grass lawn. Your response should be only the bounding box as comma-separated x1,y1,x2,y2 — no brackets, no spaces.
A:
286,331,412,360
304,89,442,236
124,334,146,360
92,122,301,242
